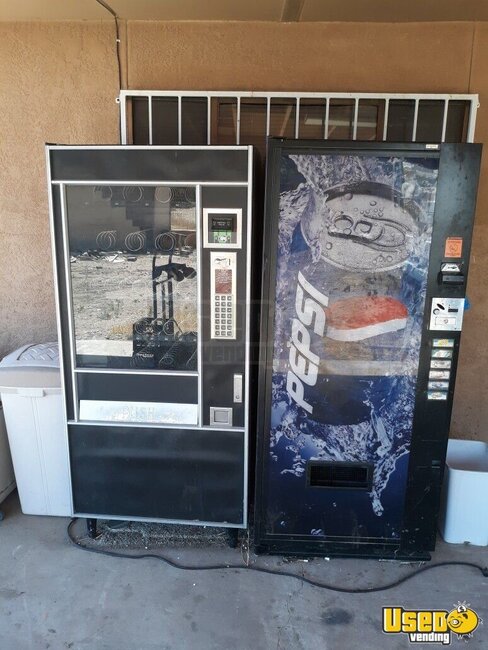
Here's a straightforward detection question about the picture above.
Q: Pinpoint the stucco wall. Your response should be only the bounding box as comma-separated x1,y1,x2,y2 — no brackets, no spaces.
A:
0,20,487,439
0,22,119,355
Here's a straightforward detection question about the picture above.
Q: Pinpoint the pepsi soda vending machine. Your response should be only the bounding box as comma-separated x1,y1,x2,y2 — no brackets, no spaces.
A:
47,145,253,534
254,139,481,559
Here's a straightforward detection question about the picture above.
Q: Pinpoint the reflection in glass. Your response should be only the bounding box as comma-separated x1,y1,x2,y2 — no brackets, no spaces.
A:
386,100,415,141
269,99,296,138
240,98,267,159
181,97,208,145
416,100,444,142
131,97,149,145
445,100,469,142
327,100,354,140
356,100,382,141
211,98,237,144
152,98,178,145
298,100,326,139
65,185,198,371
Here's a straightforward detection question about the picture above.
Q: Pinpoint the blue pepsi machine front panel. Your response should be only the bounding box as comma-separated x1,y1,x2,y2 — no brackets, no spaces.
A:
255,140,481,558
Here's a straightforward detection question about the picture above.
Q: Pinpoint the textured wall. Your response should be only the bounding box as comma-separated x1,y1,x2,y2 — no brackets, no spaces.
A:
127,21,474,92
0,20,487,439
0,22,119,356
450,22,488,438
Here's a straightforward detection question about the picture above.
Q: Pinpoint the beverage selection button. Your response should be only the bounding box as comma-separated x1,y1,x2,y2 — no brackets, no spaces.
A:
433,338,454,348
431,349,453,359
431,359,451,369
427,391,448,401
428,381,449,390
429,370,450,380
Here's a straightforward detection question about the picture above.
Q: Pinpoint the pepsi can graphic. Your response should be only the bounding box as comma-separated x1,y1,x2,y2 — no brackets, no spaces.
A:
267,152,439,531
281,180,426,427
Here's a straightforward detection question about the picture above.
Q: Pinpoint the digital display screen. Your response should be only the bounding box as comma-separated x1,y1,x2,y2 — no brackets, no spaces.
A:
211,215,235,231
215,269,232,294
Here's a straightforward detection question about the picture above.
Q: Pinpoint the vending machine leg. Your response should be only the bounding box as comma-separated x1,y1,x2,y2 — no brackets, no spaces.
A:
227,528,239,549
87,518,98,539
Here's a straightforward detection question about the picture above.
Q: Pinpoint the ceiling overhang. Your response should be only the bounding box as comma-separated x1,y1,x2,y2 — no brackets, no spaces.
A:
1,0,488,23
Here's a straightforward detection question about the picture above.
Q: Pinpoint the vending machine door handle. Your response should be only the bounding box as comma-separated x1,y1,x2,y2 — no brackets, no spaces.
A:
233,374,243,403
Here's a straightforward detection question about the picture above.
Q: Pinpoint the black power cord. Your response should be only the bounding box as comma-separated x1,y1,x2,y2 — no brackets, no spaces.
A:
67,519,488,594
95,0,123,93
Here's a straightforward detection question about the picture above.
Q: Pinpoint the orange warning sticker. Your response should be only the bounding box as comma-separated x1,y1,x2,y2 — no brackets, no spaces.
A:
444,237,463,258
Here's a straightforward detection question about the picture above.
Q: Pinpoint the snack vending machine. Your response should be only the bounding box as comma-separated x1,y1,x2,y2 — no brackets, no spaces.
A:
47,145,253,532
254,139,481,559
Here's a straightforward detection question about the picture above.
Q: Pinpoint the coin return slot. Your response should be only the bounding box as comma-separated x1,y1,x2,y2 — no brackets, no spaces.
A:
307,461,373,490
209,407,233,427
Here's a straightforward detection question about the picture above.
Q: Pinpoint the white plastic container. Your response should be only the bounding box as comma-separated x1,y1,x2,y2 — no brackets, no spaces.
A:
0,403,15,506
0,343,72,516
439,438,488,546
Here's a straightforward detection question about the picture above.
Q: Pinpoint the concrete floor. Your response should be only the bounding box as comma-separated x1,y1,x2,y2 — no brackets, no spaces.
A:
0,491,487,650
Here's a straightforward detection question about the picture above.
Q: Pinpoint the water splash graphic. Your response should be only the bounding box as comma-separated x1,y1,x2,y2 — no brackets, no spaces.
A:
267,154,438,535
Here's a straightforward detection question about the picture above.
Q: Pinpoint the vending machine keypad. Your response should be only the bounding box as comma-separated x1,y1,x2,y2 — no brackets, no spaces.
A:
211,252,237,340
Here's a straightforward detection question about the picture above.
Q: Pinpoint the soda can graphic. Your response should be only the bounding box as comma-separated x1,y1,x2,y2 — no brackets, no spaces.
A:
280,180,428,429
297,181,422,272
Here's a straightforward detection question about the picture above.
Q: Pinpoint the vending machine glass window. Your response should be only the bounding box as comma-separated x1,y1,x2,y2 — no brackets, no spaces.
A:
65,185,198,373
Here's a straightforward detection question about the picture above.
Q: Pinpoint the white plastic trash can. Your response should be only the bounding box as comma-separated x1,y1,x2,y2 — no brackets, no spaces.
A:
0,402,15,508
439,438,488,546
0,343,72,516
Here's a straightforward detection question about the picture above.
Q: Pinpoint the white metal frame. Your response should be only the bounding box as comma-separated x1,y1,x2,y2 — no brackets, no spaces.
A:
119,91,479,145
46,154,76,517
46,144,253,528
